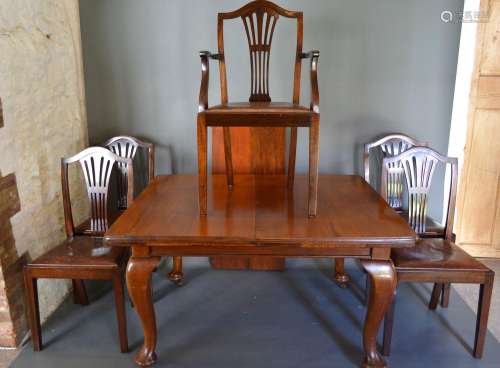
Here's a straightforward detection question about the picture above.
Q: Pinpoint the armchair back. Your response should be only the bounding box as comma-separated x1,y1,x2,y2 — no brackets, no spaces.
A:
217,0,304,104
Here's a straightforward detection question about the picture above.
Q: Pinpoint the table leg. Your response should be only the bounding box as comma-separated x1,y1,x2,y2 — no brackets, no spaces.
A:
168,256,184,286
361,260,396,368
127,255,161,367
333,258,350,288
197,113,208,215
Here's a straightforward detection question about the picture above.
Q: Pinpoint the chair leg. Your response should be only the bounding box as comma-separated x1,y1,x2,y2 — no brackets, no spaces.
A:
72,279,89,305
223,127,233,188
474,273,494,358
287,127,297,189
382,291,397,356
333,258,350,288
112,273,128,353
429,283,442,310
24,271,42,351
308,115,320,217
441,283,451,308
197,113,208,215
168,256,184,286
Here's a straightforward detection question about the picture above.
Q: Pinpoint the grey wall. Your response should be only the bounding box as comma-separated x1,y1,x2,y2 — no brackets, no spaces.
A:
79,0,463,219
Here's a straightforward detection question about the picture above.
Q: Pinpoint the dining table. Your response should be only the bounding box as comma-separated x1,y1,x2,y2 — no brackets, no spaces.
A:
104,174,416,368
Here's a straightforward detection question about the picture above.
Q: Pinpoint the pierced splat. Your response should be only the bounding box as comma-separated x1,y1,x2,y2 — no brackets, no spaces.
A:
401,153,438,233
61,147,133,237
104,136,155,209
81,153,114,232
217,0,304,104
381,147,458,237
241,9,279,101
364,134,427,210
380,139,414,209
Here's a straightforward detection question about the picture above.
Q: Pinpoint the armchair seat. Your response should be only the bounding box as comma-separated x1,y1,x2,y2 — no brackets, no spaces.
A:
204,102,314,126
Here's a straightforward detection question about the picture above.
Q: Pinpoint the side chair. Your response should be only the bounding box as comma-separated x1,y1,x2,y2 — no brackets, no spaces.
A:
23,147,133,353
197,0,320,217
103,135,184,285
334,133,426,287
380,146,494,358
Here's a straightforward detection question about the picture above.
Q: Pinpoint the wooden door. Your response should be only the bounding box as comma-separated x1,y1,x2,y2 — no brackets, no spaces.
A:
210,127,286,270
456,0,500,257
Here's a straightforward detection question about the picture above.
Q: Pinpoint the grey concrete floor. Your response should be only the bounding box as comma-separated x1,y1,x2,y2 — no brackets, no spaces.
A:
5,258,500,368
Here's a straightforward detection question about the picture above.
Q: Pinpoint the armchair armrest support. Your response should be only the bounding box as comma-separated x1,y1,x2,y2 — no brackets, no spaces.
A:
198,51,223,112
301,50,320,113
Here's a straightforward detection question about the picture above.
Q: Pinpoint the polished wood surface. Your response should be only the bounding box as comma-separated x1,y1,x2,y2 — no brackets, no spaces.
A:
197,0,321,217
106,175,415,250
378,147,495,359
24,147,134,354
105,174,416,368
212,127,285,175
211,115,286,271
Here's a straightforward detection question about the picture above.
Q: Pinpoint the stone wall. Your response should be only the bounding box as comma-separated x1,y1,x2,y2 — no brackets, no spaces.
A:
0,0,89,347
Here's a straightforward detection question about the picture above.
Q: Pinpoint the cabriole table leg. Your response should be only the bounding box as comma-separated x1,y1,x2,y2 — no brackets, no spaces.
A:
127,255,161,367
361,260,396,368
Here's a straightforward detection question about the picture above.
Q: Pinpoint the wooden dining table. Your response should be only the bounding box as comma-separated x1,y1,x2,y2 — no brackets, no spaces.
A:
104,174,416,368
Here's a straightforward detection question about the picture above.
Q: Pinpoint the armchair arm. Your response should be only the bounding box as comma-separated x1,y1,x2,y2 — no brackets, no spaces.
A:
301,50,320,113
198,51,223,112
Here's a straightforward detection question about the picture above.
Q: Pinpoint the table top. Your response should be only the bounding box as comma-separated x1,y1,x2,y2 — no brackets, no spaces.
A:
104,175,415,256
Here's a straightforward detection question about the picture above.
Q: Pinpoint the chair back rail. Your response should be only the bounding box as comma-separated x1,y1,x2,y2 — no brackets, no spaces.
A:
103,136,155,209
217,0,303,103
61,147,133,238
381,146,458,240
364,134,427,210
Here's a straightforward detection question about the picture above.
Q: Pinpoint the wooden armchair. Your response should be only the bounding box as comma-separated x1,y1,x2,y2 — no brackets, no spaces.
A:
23,147,133,353
197,0,320,217
380,147,494,358
334,133,426,287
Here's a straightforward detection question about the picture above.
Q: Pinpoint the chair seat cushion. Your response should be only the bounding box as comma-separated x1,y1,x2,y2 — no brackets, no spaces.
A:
204,102,314,126
392,238,490,272
28,236,126,269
